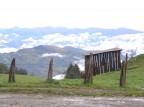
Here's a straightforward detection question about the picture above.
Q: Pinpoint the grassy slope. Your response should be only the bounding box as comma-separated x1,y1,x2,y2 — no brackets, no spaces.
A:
0,54,144,96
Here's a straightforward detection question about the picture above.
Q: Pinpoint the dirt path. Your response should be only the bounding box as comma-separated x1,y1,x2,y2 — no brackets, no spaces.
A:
0,94,144,107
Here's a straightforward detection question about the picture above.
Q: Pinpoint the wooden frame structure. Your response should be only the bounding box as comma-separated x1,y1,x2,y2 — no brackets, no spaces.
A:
85,48,122,76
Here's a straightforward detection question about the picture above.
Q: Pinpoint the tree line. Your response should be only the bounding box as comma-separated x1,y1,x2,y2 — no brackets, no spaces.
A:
0,63,27,75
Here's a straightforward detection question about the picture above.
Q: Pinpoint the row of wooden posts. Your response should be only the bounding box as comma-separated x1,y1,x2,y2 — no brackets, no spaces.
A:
8,58,54,82
8,54,128,87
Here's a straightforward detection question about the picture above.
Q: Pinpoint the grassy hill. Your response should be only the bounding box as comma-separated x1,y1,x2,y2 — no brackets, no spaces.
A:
0,54,144,96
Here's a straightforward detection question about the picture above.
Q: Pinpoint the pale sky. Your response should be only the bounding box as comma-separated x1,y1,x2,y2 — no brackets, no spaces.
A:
0,0,144,31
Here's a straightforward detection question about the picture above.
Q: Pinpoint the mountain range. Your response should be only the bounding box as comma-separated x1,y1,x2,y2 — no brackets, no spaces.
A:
0,45,86,76
0,27,144,76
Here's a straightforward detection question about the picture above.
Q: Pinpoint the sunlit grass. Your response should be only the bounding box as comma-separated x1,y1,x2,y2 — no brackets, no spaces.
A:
0,54,144,96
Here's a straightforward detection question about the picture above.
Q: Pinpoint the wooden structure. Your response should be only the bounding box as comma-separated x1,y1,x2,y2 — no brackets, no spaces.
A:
85,48,122,76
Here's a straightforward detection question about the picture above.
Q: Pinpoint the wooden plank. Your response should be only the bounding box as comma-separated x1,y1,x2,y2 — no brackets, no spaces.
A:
111,52,113,71
118,51,121,68
116,51,119,69
96,55,98,67
108,52,110,72
114,52,116,71
93,55,96,76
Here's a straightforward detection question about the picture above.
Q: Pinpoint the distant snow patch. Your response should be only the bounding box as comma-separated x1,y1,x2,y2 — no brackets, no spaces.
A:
41,53,65,58
53,74,65,80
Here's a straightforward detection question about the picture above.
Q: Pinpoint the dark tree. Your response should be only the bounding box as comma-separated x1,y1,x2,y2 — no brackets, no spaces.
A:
0,63,27,75
0,63,8,74
15,68,28,75
65,63,81,79
74,64,81,78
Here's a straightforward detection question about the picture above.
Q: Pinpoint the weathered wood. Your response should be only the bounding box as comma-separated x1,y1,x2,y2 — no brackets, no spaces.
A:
124,53,128,84
48,58,53,82
120,61,125,87
116,51,118,69
80,71,86,78
107,53,110,72
8,58,16,82
118,51,121,68
85,49,122,75
84,53,93,84
114,52,117,71
109,52,112,71
120,54,128,87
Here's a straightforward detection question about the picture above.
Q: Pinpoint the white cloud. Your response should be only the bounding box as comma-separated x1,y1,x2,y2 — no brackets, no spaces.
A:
0,40,8,44
21,33,93,49
12,33,19,37
73,56,85,71
0,47,18,53
41,53,65,58
0,34,9,38
93,33,144,55
21,32,144,55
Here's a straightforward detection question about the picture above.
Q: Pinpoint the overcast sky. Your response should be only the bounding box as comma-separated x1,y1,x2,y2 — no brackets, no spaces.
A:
0,0,144,31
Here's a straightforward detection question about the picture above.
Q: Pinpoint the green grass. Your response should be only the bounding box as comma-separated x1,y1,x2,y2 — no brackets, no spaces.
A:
0,54,144,96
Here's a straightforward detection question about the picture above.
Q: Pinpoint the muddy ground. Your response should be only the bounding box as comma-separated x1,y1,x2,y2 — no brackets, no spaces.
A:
0,94,144,107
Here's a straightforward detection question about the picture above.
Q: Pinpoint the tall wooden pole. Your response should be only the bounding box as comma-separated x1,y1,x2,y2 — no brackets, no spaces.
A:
84,53,93,84
48,58,53,82
120,61,125,87
8,58,16,82
120,54,128,87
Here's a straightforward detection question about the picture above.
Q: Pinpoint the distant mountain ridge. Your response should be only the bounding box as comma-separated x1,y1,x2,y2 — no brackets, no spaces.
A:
0,27,143,36
0,45,86,76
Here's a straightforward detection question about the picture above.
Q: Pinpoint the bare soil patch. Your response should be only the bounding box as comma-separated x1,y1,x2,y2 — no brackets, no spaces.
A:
0,94,144,107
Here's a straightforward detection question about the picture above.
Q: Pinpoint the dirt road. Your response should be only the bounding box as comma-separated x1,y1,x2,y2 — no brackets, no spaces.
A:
0,94,144,107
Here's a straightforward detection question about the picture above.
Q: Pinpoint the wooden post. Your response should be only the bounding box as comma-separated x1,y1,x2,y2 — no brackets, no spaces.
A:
8,58,16,82
124,54,128,79
84,53,93,84
120,54,128,87
120,61,125,87
48,58,53,82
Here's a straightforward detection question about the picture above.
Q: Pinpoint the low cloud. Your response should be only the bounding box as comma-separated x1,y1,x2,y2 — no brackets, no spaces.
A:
73,56,85,71
41,53,65,58
0,40,8,44
21,32,144,55
0,34,9,46
0,34,9,38
0,47,18,53
93,33,144,55
21,32,101,49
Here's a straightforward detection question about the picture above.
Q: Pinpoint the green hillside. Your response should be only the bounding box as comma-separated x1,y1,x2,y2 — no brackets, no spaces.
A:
0,54,144,96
